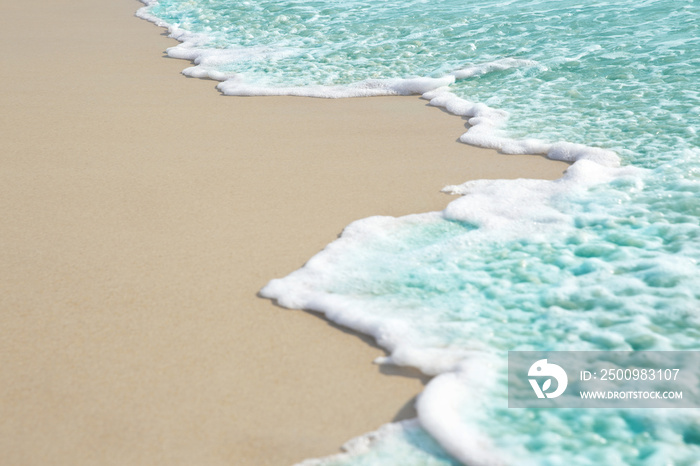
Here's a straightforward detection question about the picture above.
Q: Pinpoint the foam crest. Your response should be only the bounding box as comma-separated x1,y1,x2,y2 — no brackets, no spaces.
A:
218,75,455,98
441,160,641,232
548,142,620,168
135,0,169,27
424,90,621,167
416,358,508,466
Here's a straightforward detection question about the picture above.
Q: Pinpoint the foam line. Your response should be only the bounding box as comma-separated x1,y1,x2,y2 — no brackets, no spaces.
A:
422,89,621,168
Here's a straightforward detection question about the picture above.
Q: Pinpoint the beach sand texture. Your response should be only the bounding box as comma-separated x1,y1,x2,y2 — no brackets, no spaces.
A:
0,0,569,464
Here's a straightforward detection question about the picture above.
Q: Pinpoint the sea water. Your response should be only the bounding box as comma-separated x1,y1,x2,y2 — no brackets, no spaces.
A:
137,0,700,464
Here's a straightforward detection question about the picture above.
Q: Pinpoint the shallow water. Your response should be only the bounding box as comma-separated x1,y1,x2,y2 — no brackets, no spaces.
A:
138,0,700,463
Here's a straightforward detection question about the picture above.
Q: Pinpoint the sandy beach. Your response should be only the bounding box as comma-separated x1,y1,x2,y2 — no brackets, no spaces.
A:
0,0,569,464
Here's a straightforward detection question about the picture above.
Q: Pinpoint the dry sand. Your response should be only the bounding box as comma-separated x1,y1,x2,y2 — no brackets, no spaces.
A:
0,0,569,464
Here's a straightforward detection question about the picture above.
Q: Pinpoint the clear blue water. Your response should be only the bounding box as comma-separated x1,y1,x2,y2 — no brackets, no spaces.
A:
138,0,700,464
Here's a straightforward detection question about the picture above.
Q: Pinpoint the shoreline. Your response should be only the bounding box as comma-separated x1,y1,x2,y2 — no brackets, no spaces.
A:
0,0,569,465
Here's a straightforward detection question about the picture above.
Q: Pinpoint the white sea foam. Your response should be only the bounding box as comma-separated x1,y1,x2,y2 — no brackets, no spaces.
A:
218,75,455,98
423,90,621,168
135,0,171,27
416,358,509,466
441,160,642,233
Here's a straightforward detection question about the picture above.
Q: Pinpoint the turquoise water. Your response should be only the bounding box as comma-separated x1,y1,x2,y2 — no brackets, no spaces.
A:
138,0,700,464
